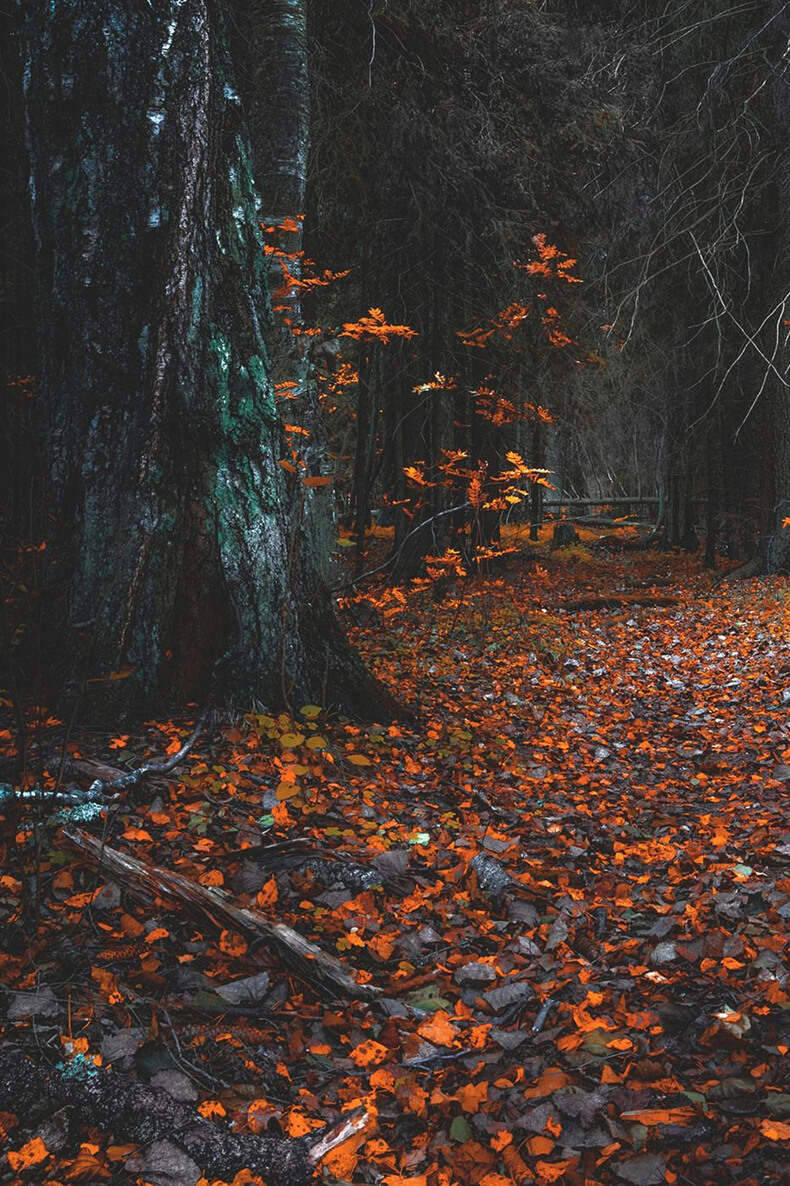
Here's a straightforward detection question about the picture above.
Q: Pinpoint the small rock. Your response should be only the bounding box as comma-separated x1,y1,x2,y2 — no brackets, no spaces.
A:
125,1139,201,1186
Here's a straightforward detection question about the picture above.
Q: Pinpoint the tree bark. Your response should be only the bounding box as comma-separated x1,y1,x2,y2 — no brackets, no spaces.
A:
766,25,790,574
0,1045,310,1186
18,0,395,719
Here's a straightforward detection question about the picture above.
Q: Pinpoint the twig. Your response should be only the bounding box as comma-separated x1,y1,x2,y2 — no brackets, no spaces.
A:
531,997,555,1034
0,713,206,809
87,711,207,796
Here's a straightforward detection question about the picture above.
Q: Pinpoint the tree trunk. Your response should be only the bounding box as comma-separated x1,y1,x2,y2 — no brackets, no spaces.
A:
19,0,395,719
766,36,790,574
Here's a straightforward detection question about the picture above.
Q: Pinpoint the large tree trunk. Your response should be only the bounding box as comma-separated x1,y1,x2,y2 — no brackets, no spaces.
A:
19,0,395,719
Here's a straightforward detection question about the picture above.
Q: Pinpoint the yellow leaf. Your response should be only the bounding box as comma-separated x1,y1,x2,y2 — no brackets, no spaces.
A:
276,780,301,799
347,753,371,766
305,735,327,750
300,705,322,719
279,732,306,748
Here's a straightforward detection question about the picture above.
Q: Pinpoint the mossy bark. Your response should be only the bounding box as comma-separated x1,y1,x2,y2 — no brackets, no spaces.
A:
19,0,395,719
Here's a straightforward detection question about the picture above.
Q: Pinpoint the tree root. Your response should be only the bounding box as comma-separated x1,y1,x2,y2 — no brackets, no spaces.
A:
63,827,381,1002
707,554,763,589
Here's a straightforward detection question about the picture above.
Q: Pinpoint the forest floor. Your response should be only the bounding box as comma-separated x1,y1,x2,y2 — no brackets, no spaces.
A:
2,531,790,1186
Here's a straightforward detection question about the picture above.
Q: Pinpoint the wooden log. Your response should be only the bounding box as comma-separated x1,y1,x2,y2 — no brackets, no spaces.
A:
562,593,680,611
0,1044,309,1186
63,828,380,1002
0,1045,369,1183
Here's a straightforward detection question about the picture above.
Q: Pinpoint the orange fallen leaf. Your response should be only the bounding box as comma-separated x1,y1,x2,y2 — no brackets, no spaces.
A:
535,1158,577,1183
219,929,249,957
145,927,170,944
760,1118,790,1141
7,1137,49,1172
198,869,224,887
621,1107,696,1126
122,826,153,842
197,1100,226,1119
523,1067,571,1099
455,1080,488,1114
256,876,278,909
417,1011,459,1047
350,1039,390,1068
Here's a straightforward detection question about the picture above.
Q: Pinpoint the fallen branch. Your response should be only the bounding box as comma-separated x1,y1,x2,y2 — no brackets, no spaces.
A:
85,711,207,797
0,1044,329,1186
63,828,381,1002
228,837,411,896
562,593,680,611
0,716,205,810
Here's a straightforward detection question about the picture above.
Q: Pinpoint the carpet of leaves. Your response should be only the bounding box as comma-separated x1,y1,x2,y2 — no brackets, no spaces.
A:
2,543,790,1186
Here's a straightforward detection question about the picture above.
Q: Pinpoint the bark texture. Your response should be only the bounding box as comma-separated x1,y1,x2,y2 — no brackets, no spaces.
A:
19,0,393,717
0,1045,310,1186
766,27,790,574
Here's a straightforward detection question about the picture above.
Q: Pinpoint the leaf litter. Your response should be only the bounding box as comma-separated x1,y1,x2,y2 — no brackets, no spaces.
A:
2,545,790,1184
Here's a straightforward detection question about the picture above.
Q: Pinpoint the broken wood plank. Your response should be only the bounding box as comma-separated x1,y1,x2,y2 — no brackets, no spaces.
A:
63,827,380,1002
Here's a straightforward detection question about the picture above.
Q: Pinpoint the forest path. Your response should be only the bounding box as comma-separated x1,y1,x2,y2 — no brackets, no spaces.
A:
2,547,790,1185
